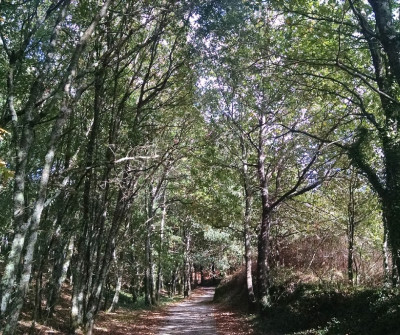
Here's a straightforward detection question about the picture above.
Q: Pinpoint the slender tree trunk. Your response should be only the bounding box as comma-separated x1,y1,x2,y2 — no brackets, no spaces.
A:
256,113,272,310
156,265,163,302
71,68,104,333
240,136,256,309
71,265,85,332
347,226,355,285
144,185,155,306
347,172,356,286
183,228,191,298
144,219,154,306
156,192,167,302
107,262,123,313
172,265,178,296
32,264,44,325
257,211,272,310
383,217,391,286
177,271,183,295
129,251,139,304
244,200,256,308
46,236,74,318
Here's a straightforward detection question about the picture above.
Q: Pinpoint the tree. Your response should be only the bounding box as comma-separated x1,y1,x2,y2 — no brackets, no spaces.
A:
193,1,340,308
0,0,394,332
0,1,194,333
0,2,113,332
277,0,400,284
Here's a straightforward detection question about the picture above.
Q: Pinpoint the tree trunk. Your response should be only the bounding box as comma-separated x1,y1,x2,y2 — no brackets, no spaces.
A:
46,236,74,318
244,206,256,309
183,228,191,298
83,181,131,334
382,196,400,286
144,221,154,306
383,217,391,286
347,227,355,286
241,136,256,309
172,265,178,296
256,113,272,310
257,211,272,310
107,267,123,313
129,252,139,304
156,192,167,302
347,172,356,286
32,265,44,325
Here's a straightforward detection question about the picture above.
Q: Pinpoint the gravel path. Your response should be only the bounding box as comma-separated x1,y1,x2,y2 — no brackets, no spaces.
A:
157,287,217,335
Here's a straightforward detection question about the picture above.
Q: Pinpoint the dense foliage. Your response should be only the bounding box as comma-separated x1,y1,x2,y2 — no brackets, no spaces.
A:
0,0,398,334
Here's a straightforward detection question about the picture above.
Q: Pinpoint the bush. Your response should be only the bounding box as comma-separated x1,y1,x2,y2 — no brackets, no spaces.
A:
258,285,400,335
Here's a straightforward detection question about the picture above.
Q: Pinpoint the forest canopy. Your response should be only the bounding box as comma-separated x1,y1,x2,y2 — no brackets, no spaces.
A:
0,0,398,334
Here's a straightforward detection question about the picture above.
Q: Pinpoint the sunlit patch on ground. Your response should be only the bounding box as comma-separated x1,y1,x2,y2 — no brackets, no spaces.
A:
93,306,169,335
17,286,259,334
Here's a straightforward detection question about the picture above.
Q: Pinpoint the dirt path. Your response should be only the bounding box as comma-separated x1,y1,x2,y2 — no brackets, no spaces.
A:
19,286,255,334
157,287,217,335
91,286,255,335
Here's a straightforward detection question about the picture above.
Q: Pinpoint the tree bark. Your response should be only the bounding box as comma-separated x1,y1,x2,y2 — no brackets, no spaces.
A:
256,113,272,310
107,262,123,313
156,191,167,302
240,136,256,309
383,216,391,286
347,171,356,286
145,185,156,306
46,236,74,319
183,227,191,298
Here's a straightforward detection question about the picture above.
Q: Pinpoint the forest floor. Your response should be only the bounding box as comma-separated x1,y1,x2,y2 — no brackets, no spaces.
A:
18,286,256,334
93,286,256,335
18,287,256,335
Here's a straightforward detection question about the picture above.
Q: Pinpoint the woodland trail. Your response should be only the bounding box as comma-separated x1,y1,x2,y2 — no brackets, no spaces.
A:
92,286,255,335
157,286,217,335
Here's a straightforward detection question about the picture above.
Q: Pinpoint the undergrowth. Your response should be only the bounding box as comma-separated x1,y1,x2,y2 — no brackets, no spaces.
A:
214,268,400,335
107,290,184,311
257,284,400,335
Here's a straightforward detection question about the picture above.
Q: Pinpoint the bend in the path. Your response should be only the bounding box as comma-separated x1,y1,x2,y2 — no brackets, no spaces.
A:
157,286,217,335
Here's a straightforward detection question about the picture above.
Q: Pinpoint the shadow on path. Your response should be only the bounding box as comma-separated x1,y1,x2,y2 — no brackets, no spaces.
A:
157,287,217,335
